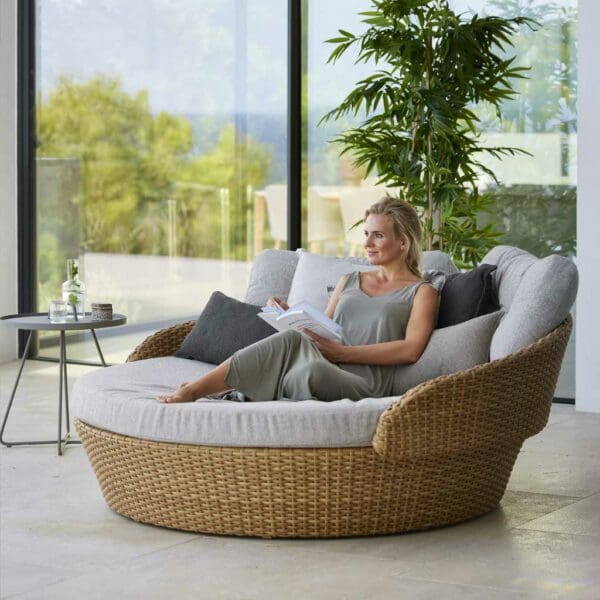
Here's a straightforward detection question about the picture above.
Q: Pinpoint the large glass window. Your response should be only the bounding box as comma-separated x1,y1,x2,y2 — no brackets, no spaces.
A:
451,0,577,262
35,0,287,361
31,0,576,397
303,0,576,396
453,0,577,398
303,0,381,257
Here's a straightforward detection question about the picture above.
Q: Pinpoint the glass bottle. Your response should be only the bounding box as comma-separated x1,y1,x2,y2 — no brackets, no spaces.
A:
62,258,86,318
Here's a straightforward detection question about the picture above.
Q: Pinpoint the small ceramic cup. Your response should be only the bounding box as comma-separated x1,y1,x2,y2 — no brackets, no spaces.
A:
91,303,113,321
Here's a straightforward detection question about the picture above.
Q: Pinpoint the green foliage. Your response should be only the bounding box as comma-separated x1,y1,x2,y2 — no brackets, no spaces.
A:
321,0,536,267
37,75,270,266
38,75,194,253
486,184,576,258
173,125,271,260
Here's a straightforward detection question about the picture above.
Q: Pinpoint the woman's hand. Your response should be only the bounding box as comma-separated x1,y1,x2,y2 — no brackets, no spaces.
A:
303,329,348,363
266,296,289,311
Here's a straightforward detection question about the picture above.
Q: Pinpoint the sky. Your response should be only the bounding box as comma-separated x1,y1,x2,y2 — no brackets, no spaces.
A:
38,0,576,117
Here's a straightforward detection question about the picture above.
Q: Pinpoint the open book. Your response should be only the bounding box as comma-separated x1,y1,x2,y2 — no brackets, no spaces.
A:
258,300,343,342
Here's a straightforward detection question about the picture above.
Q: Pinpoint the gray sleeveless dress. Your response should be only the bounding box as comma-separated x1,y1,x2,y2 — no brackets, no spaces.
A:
224,271,428,401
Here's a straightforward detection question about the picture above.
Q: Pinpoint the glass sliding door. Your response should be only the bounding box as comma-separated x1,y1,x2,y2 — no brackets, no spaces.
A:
306,0,576,396
450,0,577,260
35,0,287,361
30,0,577,398
451,0,577,398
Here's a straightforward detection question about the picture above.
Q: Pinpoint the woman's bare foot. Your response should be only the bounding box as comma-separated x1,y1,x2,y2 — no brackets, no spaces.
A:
158,360,232,404
158,382,198,404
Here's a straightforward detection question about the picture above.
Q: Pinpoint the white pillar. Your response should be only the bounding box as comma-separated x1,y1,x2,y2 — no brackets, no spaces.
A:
576,0,600,412
0,0,18,362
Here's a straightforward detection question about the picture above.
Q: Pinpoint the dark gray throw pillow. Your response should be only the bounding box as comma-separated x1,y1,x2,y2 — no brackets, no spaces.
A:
175,292,276,364
437,264,499,329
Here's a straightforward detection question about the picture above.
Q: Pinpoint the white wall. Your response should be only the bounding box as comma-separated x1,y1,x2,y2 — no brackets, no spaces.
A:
576,0,600,412
0,0,18,362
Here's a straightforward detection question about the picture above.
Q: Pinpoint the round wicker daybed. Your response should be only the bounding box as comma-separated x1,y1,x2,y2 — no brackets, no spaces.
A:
74,315,571,539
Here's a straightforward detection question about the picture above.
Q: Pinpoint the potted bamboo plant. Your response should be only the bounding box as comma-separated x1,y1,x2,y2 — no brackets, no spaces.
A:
321,0,535,267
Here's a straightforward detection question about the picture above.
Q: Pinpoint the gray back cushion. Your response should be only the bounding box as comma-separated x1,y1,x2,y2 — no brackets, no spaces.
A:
482,246,578,360
422,250,460,275
246,248,458,309
244,249,299,306
392,311,503,395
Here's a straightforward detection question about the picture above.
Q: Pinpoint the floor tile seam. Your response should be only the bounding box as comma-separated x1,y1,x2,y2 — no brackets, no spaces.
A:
508,524,600,540
505,486,587,499
89,533,234,565
0,527,201,565
505,510,583,530
517,449,600,459
0,571,76,600
0,570,96,600
390,573,532,596
0,537,202,599
501,490,582,501
515,491,600,505
500,497,588,527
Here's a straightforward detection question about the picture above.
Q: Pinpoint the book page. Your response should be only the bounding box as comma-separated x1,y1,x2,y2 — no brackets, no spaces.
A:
259,299,343,341
287,301,343,337
278,311,342,341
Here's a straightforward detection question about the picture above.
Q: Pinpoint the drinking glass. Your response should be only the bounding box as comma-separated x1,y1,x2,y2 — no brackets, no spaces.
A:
48,300,69,323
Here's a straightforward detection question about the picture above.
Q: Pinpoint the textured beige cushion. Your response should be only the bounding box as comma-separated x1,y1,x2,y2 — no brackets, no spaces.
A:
392,311,503,395
244,249,299,306
482,246,578,360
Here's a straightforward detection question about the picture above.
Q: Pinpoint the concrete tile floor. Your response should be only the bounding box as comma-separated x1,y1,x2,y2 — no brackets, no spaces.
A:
0,360,599,600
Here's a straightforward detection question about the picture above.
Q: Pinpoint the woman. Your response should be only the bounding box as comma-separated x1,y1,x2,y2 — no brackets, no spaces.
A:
159,197,438,403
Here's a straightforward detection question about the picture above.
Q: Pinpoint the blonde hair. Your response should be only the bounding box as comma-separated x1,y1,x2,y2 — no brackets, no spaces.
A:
364,196,423,278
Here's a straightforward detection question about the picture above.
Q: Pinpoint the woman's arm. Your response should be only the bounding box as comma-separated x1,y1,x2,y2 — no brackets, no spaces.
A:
324,273,351,319
267,273,350,316
306,283,438,366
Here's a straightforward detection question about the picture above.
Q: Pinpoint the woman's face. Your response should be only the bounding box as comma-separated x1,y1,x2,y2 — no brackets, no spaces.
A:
363,214,406,265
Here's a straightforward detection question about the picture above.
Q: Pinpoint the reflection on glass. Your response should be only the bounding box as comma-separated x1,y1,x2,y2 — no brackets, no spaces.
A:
465,0,577,399
308,0,576,260
35,0,287,359
308,0,576,396
304,0,382,257
453,0,577,259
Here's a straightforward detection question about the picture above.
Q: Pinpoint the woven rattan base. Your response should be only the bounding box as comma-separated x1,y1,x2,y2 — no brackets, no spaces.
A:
76,420,517,538
77,317,572,538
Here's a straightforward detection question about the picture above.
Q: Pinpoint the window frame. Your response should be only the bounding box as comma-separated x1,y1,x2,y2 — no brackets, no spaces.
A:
17,0,37,356
17,0,304,357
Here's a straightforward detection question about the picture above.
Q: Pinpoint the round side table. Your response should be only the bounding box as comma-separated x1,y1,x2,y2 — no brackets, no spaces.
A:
0,312,126,455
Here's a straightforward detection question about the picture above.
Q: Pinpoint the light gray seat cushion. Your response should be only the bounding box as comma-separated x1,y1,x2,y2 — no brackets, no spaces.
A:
482,246,578,360
71,357,398,448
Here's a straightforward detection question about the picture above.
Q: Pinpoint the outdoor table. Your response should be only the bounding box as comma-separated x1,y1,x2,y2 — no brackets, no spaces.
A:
0,312,126,455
